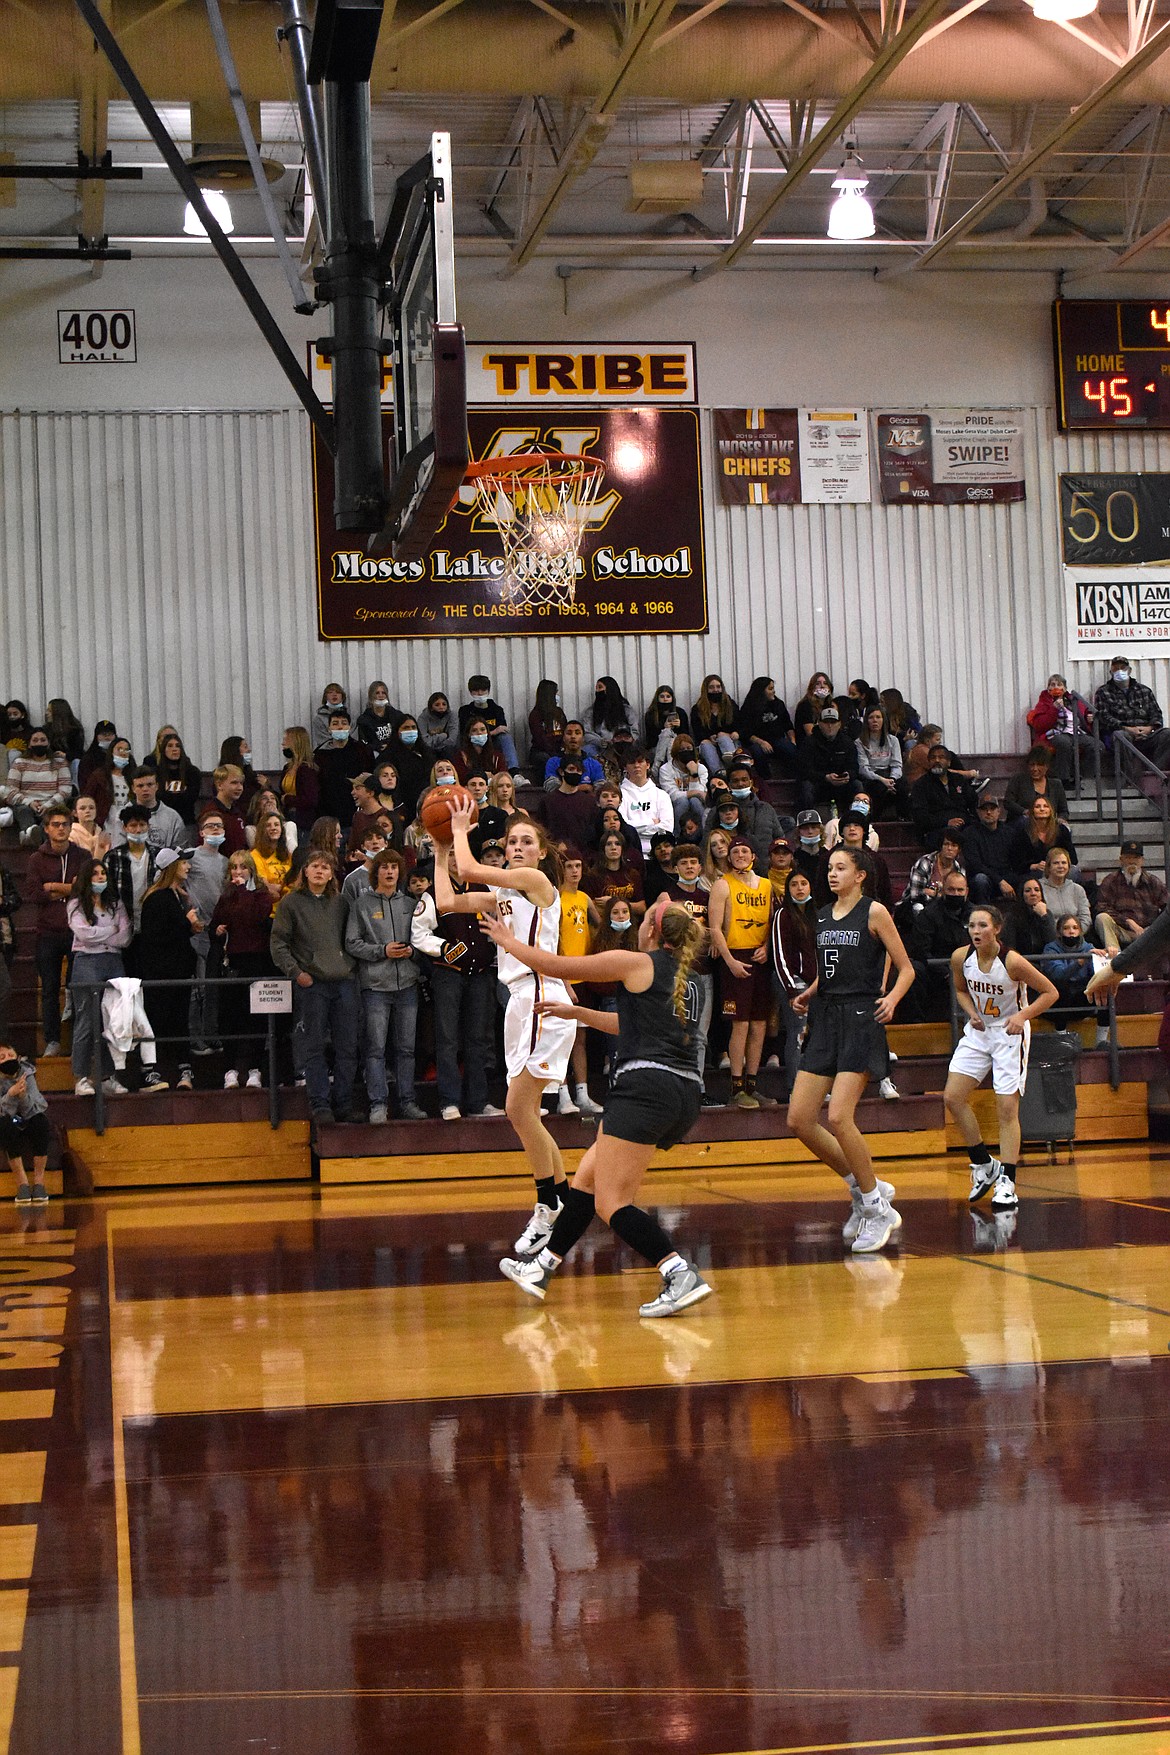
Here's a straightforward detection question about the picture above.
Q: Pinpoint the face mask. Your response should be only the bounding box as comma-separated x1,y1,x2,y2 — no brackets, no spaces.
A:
0,1058,19,1076
127,831,148,845
470,733,488,747
471,693,489,706
437,774,456,786
113,754,129,769
709,690,723,702
331,728,349,743
1062,934,1080,946
562,771,583,787
800,835,820,849
853,800,870,816
944,896,966,914
399,729,418,745
678,748,694,759
792,893,811,905
241,753,252,766
731,786,751,800
98,737,113,750
931,765,948,778
282,747,294,761
373,697,388,709
91,880,108,895
30,746,49,758
1114,669,1130,683
675,874,698,889
719,817,738,831
203,834,225,849
813,685,829,698
611,918,632,932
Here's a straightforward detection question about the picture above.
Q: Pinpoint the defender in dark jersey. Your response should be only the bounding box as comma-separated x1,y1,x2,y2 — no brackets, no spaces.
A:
789,845,915,1254
485,895,713,1317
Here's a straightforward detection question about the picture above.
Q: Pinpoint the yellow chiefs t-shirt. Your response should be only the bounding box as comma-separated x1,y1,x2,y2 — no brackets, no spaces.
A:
559,888,592,958
725,871,772,950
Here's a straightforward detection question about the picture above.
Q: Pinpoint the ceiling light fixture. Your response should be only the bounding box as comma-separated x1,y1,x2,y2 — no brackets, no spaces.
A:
826,145,875,241
182,188,234,237
1025,0,1097,20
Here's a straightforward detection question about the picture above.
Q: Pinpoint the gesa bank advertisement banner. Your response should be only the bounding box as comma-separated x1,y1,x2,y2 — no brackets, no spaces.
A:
313,405,707,640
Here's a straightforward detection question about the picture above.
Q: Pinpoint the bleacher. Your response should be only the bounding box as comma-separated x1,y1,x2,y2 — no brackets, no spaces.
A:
2,752,1167,1194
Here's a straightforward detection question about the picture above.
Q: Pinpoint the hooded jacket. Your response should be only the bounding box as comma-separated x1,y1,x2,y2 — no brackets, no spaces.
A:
344,888,421,991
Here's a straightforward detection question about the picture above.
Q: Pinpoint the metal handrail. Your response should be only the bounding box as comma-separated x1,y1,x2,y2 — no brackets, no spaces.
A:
1069,712,1105,815
84,975,289,1137
935,947,1122,1090
1111,731,1170,886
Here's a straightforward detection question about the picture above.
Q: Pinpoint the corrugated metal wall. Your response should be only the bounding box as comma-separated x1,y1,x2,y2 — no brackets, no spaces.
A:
3,406,1170,770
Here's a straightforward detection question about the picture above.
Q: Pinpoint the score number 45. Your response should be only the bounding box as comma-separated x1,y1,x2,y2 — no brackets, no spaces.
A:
1065,486,1140,546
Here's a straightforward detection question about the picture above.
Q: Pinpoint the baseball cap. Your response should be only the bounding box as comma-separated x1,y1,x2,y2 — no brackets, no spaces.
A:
1120,839,1144,856
155,846,195,870
977,793,1000,810
650,830,675,848
820,706,840,722
769,837,793,853
729,835,753,853
796,809,822,828
839,810,868,830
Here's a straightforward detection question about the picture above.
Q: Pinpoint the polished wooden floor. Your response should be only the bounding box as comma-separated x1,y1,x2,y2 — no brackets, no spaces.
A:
2,1147,1170,1755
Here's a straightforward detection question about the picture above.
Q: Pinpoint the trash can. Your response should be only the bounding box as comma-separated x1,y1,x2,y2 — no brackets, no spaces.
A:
1019,1029,1080,1157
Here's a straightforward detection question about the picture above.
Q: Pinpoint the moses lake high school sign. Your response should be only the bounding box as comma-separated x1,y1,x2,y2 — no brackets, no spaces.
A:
312,345,707,640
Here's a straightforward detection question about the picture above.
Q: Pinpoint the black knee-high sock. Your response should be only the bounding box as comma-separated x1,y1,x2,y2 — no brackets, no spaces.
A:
545,1186,596,1259
535,1175,559,1209
607,1203,675,1268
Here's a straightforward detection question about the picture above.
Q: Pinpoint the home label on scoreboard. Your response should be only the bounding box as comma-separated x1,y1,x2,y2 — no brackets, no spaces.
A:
1054,301,1170,429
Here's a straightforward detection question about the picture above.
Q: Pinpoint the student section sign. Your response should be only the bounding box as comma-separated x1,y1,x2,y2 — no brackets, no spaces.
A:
312,344,707,640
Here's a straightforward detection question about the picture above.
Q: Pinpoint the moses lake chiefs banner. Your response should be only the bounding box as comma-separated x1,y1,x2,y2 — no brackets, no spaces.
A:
713,409,800,505
875,410,1026,505
313,406,707,640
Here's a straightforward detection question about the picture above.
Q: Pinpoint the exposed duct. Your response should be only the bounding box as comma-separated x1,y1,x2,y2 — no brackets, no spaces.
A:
16,1,1170,108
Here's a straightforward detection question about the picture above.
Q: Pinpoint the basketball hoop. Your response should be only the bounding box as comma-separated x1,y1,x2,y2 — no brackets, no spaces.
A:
464,450,605,610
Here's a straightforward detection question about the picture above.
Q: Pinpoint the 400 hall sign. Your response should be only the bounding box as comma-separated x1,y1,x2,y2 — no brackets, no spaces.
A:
312,407,707,640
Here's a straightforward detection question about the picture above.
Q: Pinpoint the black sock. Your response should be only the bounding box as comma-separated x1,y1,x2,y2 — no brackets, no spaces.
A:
535,1175,560,1210
968,1143,992,1166
731,1074,745,1095
607,1203,675,1268
1001,1162,1017,1183
546,1186,596,1259
744,1073,757,1094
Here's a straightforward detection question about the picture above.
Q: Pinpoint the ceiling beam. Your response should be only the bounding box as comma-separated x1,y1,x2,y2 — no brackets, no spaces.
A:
907,17,1170,270
1048,103,1159,212
701,0,952,274
510,0,678,267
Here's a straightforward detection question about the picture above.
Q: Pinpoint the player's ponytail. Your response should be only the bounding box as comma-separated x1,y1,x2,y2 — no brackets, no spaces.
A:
655,899,707,1028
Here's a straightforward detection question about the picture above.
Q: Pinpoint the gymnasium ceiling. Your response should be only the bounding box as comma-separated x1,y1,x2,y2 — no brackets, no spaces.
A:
5,0,1170,275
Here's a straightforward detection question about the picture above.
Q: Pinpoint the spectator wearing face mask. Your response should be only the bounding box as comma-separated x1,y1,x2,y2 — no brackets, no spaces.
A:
383,717,429,820
67,858,132,1096
793,671,836,738
419,691,459,761
703,761,782,864
905,723,943,785
356,680,403,762
542,721,604,792
315,711,373,826
129,770,187,855
705,793,754,865
1094,840,1169,956
909,870,973,1020
618,748,674,856
106,805,157,939
822,787,879,851
0,727,74,846
961,794,1016,904
311,682,349,750
458,675,523,777
658,734,709,835
543,760,601,848
1026,672,1092,782
2,702,32,754
1044,912,1110,1042
738,676,796,779
910,743,975,850
793,810,825,883
1094,654,1170,773
78,720,118,791
455,716,508,784
690,674,741,775
644,683,691,750
585,675,639,759
796,705,858,817
186,811,230,1054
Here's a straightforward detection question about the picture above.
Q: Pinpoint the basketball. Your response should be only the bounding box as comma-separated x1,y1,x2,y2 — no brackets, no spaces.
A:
419,785,478,842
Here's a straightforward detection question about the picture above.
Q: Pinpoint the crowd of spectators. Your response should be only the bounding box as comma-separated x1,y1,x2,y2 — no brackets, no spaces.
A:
0,653,1166,1122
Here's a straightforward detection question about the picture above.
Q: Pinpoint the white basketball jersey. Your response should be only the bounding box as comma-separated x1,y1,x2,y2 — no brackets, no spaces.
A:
962,949,1024,1030
488,882,562,991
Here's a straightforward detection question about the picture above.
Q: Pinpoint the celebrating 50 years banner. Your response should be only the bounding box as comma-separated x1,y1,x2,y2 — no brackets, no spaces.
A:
313,405,707,641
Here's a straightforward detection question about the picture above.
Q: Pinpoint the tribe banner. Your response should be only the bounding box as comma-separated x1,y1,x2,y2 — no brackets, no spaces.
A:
874,410,1026,505
313,406,707,640
1059,473,1170,567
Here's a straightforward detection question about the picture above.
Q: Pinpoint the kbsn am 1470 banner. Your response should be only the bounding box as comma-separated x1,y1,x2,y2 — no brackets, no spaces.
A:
313,406,707,641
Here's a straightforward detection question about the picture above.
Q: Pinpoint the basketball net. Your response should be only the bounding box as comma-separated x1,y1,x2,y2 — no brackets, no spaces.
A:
465,452,605,610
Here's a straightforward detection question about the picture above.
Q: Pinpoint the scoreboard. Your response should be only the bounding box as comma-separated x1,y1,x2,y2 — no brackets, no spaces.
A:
1054,300,1170,429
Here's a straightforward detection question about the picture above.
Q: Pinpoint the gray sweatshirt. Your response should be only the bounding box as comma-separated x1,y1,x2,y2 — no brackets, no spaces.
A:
186,847,228,957
0,1059,48,1121
344,889,421,991
270,889,354,983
